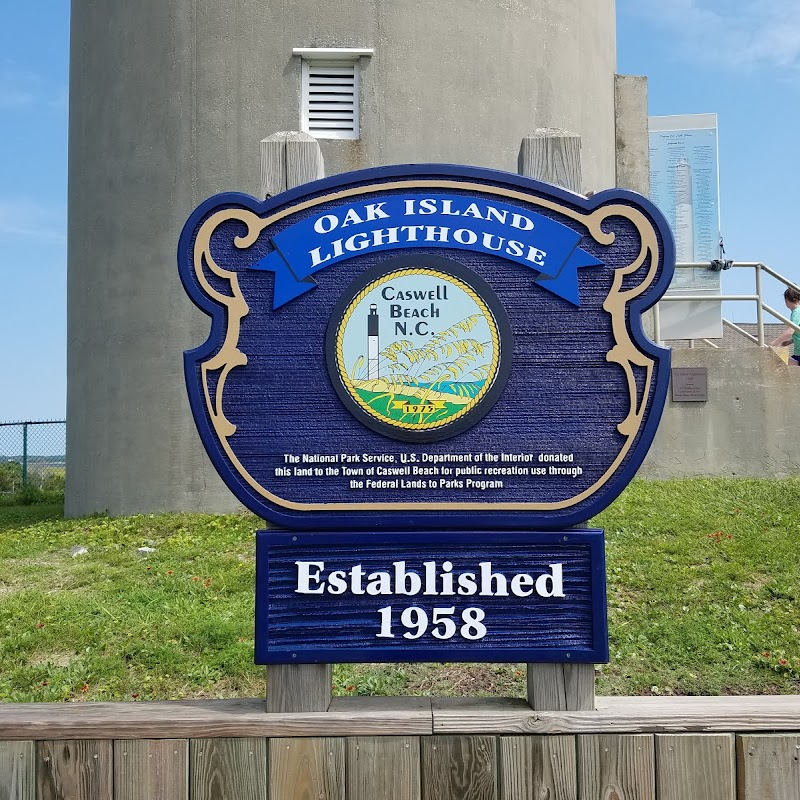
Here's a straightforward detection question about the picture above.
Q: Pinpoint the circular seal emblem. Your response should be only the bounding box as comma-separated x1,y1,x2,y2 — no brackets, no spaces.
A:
326,255,512,442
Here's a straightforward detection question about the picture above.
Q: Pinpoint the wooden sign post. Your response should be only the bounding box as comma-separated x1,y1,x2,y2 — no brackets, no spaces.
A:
178,142,675,713
519,128,595,711
260,131,331,712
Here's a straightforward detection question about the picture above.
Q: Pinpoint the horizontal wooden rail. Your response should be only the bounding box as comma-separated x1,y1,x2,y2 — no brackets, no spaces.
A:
430,696,800,734
0,697,430,741
2,696,800,741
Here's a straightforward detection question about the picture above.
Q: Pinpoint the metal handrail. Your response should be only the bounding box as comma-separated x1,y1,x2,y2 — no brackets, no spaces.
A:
653,262,800,347
722,318,759,345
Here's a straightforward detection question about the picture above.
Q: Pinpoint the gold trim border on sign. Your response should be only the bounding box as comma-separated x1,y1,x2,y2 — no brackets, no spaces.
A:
191,179,661,512
335,267,501,431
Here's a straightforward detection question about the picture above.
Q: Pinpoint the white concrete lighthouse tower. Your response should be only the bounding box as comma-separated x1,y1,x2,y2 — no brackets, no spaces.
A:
67,0,619,515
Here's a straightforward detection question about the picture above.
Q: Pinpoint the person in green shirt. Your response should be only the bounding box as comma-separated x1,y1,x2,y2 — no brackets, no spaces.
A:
770,287,800,366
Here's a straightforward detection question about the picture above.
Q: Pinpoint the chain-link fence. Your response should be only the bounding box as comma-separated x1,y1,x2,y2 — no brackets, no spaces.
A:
0,420,66,496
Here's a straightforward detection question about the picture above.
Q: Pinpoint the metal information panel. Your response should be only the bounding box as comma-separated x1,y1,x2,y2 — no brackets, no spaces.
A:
178,163,675,664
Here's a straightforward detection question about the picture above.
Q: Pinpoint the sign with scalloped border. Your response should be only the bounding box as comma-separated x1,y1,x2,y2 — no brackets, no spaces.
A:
178,164,674,530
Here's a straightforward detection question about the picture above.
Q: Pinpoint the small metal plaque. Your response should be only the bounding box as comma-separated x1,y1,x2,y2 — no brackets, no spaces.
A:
671,367,708,402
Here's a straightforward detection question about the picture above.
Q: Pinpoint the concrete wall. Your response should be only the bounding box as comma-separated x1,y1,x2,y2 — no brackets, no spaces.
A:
614,75,649,195
641,348,800,478
67,0,617,516
613,74,655,340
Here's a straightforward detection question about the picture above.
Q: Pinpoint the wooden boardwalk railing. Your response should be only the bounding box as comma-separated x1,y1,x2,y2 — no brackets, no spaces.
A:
2,696,800,798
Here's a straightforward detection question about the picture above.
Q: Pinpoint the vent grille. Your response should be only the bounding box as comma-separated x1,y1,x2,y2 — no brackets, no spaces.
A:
302,60,359,140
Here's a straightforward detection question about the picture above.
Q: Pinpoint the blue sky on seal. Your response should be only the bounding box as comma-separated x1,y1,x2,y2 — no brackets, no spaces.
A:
0,0,797,420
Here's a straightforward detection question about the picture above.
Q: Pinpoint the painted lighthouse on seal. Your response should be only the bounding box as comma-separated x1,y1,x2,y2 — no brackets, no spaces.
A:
367,304,380,380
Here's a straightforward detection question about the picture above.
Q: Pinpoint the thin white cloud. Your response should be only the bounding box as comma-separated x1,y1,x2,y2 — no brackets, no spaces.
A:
0,63,38,108
0,200,66,243
0,87,35,109
631,0,800,73
0,63,66,111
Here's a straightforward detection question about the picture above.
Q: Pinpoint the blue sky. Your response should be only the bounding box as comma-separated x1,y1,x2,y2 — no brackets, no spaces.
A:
1,0,798,422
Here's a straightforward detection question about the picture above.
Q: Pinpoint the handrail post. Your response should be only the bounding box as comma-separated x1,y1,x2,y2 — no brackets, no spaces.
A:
755,263,765,346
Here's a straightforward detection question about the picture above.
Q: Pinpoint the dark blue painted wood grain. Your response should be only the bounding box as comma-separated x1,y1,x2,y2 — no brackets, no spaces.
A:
254,530,608,664
178,164,675,530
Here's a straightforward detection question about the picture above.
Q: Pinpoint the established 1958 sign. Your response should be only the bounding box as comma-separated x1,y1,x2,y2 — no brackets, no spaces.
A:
178,163,674,664
255,529,608,664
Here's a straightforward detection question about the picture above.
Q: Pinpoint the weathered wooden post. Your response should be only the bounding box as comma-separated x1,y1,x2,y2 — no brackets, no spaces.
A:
260,131,325,200
519,128,595,711
261,131,331,713
518,128,583,194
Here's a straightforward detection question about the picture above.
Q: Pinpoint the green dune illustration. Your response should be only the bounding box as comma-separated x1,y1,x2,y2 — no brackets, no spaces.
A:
349,314,494,424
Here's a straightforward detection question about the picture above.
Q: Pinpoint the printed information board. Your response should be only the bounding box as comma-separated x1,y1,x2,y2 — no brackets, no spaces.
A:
255,530,608,664
650,113,722,339
650,114,721,282
178,164,675,531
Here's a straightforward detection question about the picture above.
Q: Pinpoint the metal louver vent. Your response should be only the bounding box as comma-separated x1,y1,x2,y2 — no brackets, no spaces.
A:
301,60,359,140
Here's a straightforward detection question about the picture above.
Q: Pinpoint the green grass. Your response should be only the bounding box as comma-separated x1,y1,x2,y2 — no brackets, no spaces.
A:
1,478,799,702
0,487,65,508
599,479,800,696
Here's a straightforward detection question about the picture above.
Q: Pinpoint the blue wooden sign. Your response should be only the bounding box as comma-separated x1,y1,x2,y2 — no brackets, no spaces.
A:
255,530,608,664
178,164,675,530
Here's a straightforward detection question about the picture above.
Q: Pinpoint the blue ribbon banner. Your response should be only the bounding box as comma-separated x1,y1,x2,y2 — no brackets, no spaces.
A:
250,194,602,308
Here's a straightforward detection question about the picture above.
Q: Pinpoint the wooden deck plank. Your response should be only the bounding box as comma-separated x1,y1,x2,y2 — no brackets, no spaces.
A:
655,734,735,800
421,736,497,800
36,740,113,800
0,698,431,740
329,697,432,717
269,738,345,800
596,696,800,714
2,696,800,741
0,740,35,800
577,734,655,800
499,736,576,800
347,737,421,800
432,696,800,735
113,739,188,800
737,734,800,799
190,738,267,800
